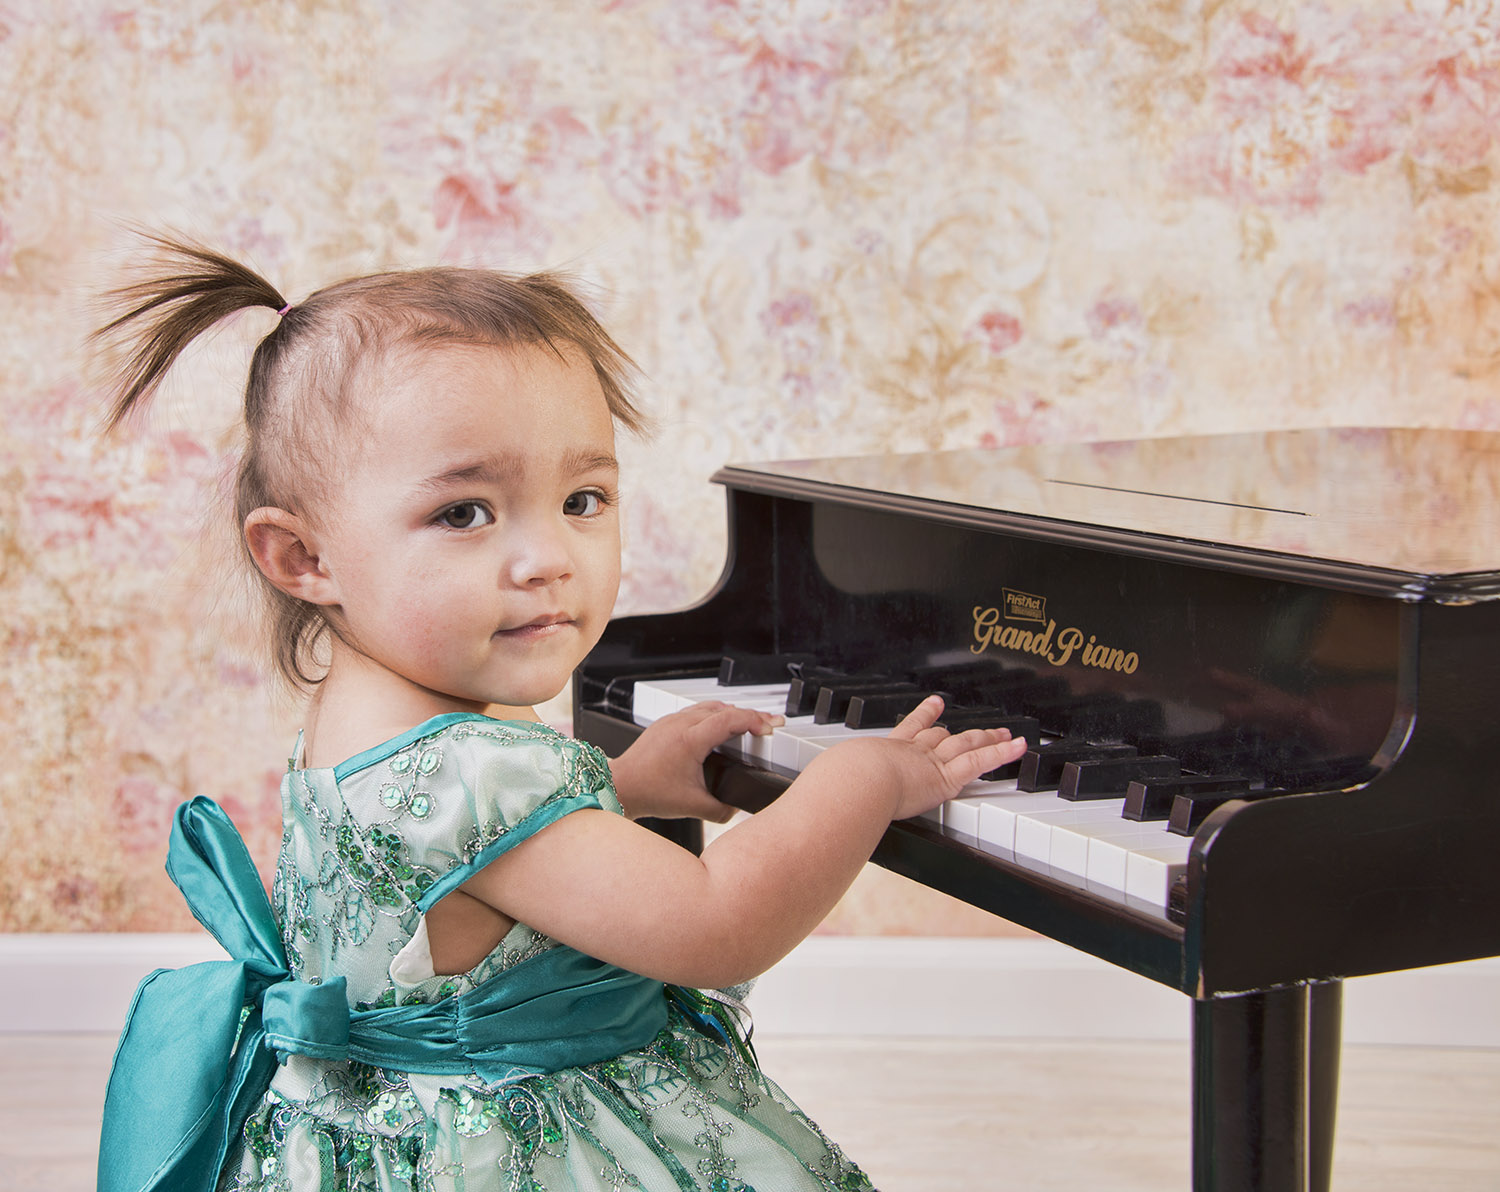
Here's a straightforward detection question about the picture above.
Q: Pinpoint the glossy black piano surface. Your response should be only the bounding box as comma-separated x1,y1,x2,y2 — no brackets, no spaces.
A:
572,427,1500,1192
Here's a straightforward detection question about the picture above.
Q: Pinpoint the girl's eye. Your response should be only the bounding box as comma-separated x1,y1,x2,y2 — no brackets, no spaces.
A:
563,490,604,517
439,502,493,529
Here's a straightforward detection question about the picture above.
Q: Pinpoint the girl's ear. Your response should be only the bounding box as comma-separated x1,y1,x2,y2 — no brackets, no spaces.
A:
244,507,339,606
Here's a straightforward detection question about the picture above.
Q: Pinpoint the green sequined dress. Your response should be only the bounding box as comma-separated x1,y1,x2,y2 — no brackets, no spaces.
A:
218,713,873,1192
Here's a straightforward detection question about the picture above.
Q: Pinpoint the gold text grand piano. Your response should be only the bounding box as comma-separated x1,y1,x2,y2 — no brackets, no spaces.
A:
573,427,1500,1192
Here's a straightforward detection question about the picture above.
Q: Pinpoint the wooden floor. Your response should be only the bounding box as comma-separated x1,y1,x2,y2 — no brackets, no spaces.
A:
7,1032,1499,1190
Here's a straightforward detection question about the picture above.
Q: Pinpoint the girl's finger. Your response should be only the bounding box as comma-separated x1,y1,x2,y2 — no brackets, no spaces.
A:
686,704,783,752
909,725,952,751
942,736,1029,787
932,726,1015,760
887,694,945,741
673,700,730,721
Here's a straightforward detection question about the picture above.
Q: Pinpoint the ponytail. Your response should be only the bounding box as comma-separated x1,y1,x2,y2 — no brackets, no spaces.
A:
94,232,317,689
95,233,289,430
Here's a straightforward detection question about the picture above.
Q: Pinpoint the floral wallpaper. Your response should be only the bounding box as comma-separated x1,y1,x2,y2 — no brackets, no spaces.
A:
3,0,1499,934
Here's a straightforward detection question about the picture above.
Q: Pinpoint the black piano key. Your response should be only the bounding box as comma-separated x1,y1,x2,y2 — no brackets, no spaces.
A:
979,758,1025,781
904,661,1020,701
1071,699,1167,741
844,690,935,729
1167,791,1238,835
965,710,1043,778
595,665,717,717
1167,875,1190,925
1024,692,1125,734
1056,755,1180,801
784,668,856,716
784,680,816,717
1160,728,1278,774
814,681,919,725
1264,755,1381,791
981,667,1056,689
1168,788,1283,836
1017,740,1138,792
1044,697,1164,741
985,674,1069,713
1123,775,1251,821
717,651,818,686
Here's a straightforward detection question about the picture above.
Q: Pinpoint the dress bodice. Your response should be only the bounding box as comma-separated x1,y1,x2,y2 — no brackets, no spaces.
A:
271,714,621,1008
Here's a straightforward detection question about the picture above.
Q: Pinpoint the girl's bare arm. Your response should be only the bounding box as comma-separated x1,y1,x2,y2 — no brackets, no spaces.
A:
457,696,1026,989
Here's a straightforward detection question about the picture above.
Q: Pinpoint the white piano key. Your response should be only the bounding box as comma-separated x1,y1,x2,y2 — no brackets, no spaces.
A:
765,718,821,768
1124,838,1193,911
719,696,799,723
632,678,792,725
791,725,888,770
949,809,1019,859
636,677,895,772
1028,803,1135,872
1082,829,1183,898
961,776,1023,796
1046,853,1092,889
652,676,789,702
631,675,721,714
653,680,804,761
630,680,667,725
934,778,1019,847
975,791,1071,853
631,678,693,723
685,684,792,715
942,783,1014,836
1048,815,1168,880
1013,802,1129,867
727,726,778,763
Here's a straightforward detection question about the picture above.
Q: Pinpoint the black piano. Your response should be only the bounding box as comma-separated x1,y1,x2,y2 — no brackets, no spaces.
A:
572,427,1500,1192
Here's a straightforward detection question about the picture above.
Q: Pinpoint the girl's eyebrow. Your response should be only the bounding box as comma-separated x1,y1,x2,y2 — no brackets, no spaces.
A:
417,450,619,493
568,450,621,476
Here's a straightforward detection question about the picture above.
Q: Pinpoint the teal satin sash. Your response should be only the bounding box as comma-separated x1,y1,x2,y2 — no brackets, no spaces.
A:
97,796,668,1192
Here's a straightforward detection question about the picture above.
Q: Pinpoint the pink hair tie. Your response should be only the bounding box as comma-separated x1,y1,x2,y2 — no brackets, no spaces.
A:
276,302,293,317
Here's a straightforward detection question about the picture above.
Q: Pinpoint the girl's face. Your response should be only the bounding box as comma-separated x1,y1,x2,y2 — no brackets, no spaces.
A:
309,341,623,713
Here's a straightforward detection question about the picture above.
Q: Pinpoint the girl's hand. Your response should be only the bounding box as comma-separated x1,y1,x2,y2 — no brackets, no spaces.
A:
610,701,783,822
874,694,1029,820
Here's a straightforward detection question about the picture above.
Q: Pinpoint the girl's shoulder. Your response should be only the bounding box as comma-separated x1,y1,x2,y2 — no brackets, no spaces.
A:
288,713,621,914
327,712,585,784
324,711,619,842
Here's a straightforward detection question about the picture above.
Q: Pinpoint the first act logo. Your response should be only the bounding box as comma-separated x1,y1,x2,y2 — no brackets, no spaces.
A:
1003,588,1046,624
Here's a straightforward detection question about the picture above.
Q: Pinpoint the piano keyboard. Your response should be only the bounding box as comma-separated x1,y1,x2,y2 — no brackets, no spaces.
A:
630,671,1198,920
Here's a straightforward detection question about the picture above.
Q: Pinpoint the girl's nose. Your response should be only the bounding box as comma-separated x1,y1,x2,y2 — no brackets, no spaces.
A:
506,521,573,588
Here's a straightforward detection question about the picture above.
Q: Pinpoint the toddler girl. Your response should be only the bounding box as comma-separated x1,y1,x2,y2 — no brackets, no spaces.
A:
94,236,1027,1192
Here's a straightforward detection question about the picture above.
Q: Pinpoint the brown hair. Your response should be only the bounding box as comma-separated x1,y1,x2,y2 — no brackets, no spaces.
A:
96,233,644,688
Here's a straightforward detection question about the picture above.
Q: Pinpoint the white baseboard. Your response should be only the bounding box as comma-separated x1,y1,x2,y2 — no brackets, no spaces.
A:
3,933,1497,1047
748,938,1500,1047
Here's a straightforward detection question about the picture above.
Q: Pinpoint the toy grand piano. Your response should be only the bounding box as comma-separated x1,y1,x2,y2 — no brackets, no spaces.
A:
572,427,1500,1192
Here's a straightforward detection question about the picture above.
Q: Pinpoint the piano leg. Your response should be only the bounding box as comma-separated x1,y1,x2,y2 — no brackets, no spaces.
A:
1191,980,1342,1192
1308,980,1342,1191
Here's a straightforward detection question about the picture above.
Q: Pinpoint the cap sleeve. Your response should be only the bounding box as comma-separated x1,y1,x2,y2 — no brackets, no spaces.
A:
333,714,621,913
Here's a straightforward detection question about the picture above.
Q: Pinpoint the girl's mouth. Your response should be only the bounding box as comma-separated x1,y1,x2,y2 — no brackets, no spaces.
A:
496,615,573,639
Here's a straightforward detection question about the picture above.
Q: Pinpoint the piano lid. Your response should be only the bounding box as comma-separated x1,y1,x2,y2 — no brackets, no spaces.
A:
715,427,1500,601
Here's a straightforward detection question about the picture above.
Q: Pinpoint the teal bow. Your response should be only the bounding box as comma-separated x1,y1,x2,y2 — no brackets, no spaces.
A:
97,797,668,1192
